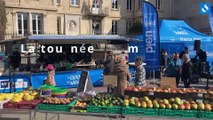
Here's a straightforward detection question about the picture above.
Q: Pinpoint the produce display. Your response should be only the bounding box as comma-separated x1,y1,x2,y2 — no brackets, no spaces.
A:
90,94,123,106
10,90,38,103
42,97,72,104
75,100,87,108
0,93,14,101
123,96,213,111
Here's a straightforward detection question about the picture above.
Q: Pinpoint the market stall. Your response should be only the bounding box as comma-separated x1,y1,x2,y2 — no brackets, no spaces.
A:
0,35,137,92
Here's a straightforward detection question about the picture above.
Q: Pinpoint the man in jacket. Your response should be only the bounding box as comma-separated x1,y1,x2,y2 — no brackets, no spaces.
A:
112,57,131,97
134,58,146,87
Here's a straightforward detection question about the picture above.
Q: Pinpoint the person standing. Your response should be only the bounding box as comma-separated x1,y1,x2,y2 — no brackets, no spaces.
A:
166,52,182,86
112,57,131,97
134,58,146,87
12,47,21,71
44,64,56,86
103,51,115,75
179,46,188,59
181,54,193,88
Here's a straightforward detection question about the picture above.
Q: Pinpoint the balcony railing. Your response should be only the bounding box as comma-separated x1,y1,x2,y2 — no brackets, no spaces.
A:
82,6,109,17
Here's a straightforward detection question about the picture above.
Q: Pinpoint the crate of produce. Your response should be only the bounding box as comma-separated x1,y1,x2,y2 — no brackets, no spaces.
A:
87,105,122,114
18,99,42,109
122,107,158,116
198,111,213,119
159,109,197,118
154,92,170,99
38,97,73,112
70,99,87,112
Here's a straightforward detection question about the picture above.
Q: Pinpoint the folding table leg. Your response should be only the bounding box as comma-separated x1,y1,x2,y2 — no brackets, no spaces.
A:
57,113,60,120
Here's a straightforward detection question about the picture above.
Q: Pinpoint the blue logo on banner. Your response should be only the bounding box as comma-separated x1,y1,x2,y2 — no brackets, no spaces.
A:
200,3,211,14
1,81,9,89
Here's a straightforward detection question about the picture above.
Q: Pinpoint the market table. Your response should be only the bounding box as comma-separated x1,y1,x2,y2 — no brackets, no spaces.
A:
32,110,123,120
0,109,33,120
0,109,124,120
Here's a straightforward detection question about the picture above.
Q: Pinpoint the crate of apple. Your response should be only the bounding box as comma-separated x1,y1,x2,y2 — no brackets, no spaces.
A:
124,86,140,97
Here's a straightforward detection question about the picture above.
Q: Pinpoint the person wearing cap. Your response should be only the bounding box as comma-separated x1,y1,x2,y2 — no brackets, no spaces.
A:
44,64,56,86
112,57,131,97
134,57,146,87
181,54,193,88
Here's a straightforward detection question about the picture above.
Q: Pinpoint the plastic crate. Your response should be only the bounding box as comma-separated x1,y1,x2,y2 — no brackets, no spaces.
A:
124,90,140,97
87,105,122,114
18,99,42,109
198,111,213,119
140,91,152,98
203,94,213,100
37,102,73,112
122,107,158,116
159,109,197,118
3,102,19,109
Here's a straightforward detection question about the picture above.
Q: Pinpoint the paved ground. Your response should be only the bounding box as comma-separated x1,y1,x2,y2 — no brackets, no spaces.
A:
0,78,212,120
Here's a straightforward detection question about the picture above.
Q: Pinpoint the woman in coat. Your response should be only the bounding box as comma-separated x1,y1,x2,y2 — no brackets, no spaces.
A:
181,54,193,88
112,57,131,97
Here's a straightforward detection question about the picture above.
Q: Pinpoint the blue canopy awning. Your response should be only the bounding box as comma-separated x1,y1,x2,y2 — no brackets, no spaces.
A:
160,20,212,42
134,20,213,42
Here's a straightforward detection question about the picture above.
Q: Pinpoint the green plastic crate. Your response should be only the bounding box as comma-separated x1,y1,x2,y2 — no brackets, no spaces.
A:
198,111,213,119
37,102,73,112
159,109,197,118
87,105,122,114
122,107,158,116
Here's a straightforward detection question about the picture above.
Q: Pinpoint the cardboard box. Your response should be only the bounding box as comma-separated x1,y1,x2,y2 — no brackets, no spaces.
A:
160,77,176,88
103,75,117,87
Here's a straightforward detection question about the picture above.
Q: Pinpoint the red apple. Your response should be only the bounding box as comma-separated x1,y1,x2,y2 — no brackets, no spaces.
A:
178,104,185,110
140,87,146,92
126,86,132,91
184,103,191,110
133,87,139,92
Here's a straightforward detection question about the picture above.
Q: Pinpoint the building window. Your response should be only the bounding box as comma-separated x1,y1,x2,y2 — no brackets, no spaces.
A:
57,17,61,34
71,0,78,6
126,20,132,35
138,0,142,10
32,14,43,35
112,20,118,35
156,0,161,10
93,0,103,8
17,13,29,36
57,0,61,5
127,0,132,11
112,0,118,10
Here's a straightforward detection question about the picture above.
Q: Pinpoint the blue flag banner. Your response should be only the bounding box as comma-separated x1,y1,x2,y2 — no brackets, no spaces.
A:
142,1,160,71
208,6,213,33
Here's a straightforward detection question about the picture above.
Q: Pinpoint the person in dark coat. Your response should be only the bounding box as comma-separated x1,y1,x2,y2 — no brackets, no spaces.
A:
103,51,115,75
181,54,193,88
112,57,131,97
12,47,21,71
